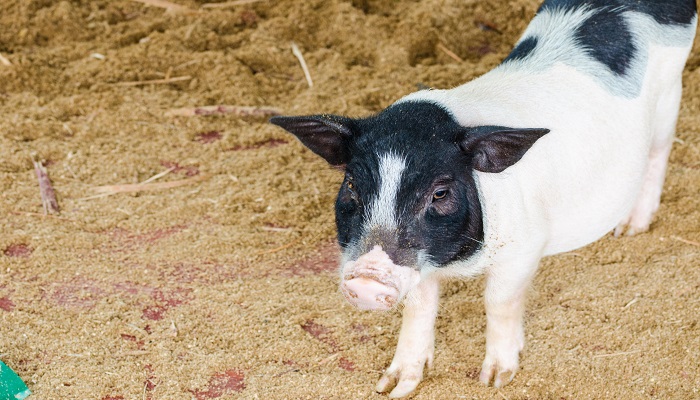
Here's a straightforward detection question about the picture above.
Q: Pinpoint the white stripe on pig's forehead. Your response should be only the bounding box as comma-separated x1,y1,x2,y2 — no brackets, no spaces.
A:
364,153,406,232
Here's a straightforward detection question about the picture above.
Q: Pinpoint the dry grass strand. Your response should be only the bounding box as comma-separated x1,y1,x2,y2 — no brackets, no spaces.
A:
131,0,193,13
115,76,192,87
33,161,60,214
201,0,265,9
291,42,313,88
0,53,11,66
93,174,210,195
437,43,464,63
165,105,282,117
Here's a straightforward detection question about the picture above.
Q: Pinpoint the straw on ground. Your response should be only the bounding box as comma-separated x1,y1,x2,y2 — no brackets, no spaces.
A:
33,161,60,214
165,105,281,117
0,53,11,66
93,174,210,195
437,43,464,63
115,76,192,87
291,42,313,88
201,0,265,9
670,235,700,247
79,169,208,201
131,0,193,13
592,350,642,359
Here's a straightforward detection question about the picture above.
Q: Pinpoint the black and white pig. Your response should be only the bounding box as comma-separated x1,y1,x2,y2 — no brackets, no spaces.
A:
271,0,697,397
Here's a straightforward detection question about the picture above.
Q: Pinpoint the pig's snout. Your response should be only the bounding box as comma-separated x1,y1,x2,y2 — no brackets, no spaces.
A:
341,245,420,311
342,277,399,310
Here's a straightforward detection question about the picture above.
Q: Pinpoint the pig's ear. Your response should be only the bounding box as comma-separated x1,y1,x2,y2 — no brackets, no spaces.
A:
458,125,550,173
269,115,355,166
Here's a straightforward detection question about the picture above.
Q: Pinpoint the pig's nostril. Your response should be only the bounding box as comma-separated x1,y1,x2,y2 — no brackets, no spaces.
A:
377,295,395,308
342,283,358,299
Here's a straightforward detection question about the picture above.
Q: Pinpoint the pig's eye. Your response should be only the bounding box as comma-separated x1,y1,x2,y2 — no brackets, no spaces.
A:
343,179,359,203
432,189,448,201
346,180,357,196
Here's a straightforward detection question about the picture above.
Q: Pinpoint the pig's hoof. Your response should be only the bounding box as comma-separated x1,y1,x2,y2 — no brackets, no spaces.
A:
376,370,421,399
613,218,651,237
479,365,516,388
479,357,518,388
614,202,656,237
376,355,432,398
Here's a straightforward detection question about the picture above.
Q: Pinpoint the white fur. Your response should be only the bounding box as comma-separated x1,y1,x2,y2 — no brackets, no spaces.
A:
339,153,407,271
365,153,406,232
378,8,696,395
340,154,407,281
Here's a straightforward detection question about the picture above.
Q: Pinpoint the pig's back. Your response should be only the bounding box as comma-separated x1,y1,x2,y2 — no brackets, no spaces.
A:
399,1,697,258
494,2,697,254
499,0,697,99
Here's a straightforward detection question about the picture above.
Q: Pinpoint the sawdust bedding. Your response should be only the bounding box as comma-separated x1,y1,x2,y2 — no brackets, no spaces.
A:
0,0,699,398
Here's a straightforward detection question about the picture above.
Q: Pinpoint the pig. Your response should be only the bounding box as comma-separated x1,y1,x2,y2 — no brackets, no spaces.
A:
271,0,698,397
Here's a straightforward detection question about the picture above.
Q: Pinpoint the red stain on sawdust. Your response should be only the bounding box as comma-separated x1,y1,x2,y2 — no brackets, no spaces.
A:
190,369,245,399
3,243,32,257
101,396,125,400
350,323,372,343
47,277,106,309
113,281,146,296
226,138,287,151
142,287,193,320
46,277,194,315
143,364,159,399
160,160,200,176
105,225,186,252
112,282,194,320
302,319,340,352
338,357,356,371
120,333,145,349
284,241,339,275
301,320,359,371
195,131,222,144
155,261,238,285
0,296,15,311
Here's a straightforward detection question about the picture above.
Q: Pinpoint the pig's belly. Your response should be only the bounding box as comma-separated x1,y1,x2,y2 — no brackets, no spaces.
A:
542,150,649,255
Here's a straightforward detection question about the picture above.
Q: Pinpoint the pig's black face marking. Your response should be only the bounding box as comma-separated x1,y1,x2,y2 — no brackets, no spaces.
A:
335,166,376,249
272,101,549,267
503,36,538,63
395,168,484,265
343,102,486,265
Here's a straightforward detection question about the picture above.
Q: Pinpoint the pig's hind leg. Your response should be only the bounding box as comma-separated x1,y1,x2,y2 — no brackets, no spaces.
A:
614,80,682,237
376,277,440,398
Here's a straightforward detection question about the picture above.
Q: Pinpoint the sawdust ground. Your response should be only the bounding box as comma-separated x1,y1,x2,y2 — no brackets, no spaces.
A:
1,0,699,399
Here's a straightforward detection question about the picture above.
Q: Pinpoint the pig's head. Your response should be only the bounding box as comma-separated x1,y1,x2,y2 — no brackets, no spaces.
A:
271,101,548,310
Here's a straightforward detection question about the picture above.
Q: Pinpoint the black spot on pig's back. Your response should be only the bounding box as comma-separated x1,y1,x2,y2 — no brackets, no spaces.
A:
538,0,697,26
535,0,696,76
576,6,635,76
503,36,538,63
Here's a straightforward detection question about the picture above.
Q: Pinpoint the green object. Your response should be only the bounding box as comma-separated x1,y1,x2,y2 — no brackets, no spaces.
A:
0,360,30,400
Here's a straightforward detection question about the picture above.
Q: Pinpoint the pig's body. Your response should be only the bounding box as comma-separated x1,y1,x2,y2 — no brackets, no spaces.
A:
272,0,697,398
410,13,697,277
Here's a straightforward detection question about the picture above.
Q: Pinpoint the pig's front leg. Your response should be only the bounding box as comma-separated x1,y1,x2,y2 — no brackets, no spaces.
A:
479,257,539,388
376,276,440,398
